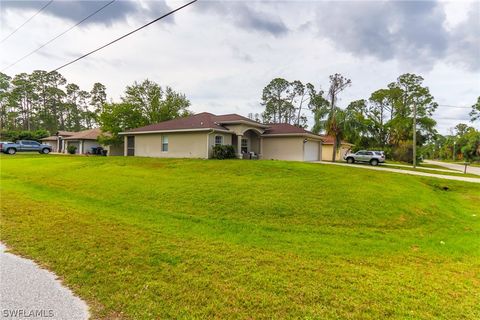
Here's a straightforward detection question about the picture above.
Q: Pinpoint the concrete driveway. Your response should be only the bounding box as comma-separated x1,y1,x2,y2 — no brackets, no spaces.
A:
423,160,480,176
314,161,480,184
0,243,89,320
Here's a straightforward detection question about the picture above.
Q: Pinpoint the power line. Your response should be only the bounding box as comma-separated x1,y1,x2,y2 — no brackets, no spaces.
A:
49,0,198,73
437,104,471,109
1,0,116,73
0,0,53,45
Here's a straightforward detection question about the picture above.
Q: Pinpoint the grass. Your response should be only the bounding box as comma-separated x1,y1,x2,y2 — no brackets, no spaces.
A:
1,155,479,319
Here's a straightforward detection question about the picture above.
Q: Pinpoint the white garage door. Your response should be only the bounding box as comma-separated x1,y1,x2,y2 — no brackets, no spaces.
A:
304,141,319,161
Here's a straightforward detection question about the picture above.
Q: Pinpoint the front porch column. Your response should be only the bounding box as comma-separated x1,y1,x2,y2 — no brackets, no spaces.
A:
237,134,243,158
79,140,84,154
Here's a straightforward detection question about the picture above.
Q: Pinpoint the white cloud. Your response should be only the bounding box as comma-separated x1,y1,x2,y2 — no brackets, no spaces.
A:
0,0,478,134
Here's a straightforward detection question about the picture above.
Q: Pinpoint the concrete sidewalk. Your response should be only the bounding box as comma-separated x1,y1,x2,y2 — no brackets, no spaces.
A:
313,161,480,184
423,160,480,176
0,243,89,320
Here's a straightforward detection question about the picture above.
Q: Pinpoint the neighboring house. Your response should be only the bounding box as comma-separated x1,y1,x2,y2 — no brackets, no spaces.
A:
63,128,103,154
61,128,124,155
119,112,327,161
40,131,77,152
320,135,353,161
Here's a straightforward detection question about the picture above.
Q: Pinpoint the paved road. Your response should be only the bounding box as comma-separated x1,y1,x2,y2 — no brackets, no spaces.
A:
314,161,480,184
0,243,89,320
423,160,480,176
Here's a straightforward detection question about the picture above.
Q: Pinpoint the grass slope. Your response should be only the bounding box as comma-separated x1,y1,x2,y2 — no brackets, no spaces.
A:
1,155,479,319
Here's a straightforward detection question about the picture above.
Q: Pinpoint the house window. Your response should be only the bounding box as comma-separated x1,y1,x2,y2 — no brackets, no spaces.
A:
162,135,168,152
215,135,223,146
241,138,248,153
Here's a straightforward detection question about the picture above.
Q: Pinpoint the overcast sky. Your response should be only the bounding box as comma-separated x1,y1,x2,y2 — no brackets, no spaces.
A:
0,0,479,134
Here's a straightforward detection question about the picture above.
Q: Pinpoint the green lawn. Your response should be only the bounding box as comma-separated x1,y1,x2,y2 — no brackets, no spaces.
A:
1,155,479,319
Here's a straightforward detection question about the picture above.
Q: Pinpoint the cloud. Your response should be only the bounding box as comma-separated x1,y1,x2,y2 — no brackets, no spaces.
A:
197,1,288,36
448,3,480,70
313,1,449,69
1,0,171,25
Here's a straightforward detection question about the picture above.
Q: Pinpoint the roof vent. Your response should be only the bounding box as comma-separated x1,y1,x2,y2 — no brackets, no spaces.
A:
200,121,204,126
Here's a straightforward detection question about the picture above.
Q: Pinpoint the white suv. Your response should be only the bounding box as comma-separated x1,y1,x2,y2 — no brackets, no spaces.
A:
344,150,385,166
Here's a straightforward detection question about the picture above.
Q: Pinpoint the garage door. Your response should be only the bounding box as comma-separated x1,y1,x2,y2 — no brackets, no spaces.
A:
304,141,319,161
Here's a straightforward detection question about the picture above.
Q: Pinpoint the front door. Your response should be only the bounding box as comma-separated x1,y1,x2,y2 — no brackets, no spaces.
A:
127,136,135,156
241,138,248,153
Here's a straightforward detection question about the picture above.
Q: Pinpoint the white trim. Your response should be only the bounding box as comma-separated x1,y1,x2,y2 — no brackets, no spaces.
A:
119,128,231,135
261,133,323,140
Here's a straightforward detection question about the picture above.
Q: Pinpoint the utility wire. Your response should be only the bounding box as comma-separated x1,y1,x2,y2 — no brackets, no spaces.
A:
0,0,53,45
49,0,198,73
1,0,116,72
437,104,472,109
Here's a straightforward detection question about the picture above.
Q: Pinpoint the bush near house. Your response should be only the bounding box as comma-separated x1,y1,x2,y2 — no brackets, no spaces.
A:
67,145,77,154
211,145,236,159
0,156,479,319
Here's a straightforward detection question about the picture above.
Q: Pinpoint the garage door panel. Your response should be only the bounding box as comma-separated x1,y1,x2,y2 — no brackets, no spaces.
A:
304,141,319,161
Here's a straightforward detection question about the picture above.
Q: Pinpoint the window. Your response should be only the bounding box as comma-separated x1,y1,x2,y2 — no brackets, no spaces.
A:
241,138,248,153
214,135,223,146
162,135,168,152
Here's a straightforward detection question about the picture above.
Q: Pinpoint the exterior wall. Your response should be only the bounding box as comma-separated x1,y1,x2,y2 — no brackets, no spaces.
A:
107,144,124,156
42,140,57,152
321,144,351,161
262,136,305,161
208,132,232,158
133,132,209,158
82,140,102,154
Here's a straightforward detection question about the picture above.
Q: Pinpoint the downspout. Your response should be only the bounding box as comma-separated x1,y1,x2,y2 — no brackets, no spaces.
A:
206,129,214,159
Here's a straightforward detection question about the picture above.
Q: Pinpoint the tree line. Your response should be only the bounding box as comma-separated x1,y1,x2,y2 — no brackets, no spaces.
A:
1,70,478,162
0,71,191,144
0,71,106,133
256,73,479,162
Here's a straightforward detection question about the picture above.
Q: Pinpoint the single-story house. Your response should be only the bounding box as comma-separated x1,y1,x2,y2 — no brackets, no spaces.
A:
119,112,335,161
63,128,103,154
40,131,77,152
321,135,354,161
62,128,124,155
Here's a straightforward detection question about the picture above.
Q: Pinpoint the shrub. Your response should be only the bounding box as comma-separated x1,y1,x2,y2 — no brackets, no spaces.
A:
67,145,77,154
0,129,50,142
211,145,236,159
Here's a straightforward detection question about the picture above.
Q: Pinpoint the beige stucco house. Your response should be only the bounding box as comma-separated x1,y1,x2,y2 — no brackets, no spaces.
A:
62,128,123,155
40,131,77,152
320,135,354,161
120,113,331,161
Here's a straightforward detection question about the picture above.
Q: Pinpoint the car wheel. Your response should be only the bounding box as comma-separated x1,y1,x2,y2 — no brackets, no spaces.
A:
347,157,354,164
42,148,50,154
7,148,16,155
370,159,379,166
